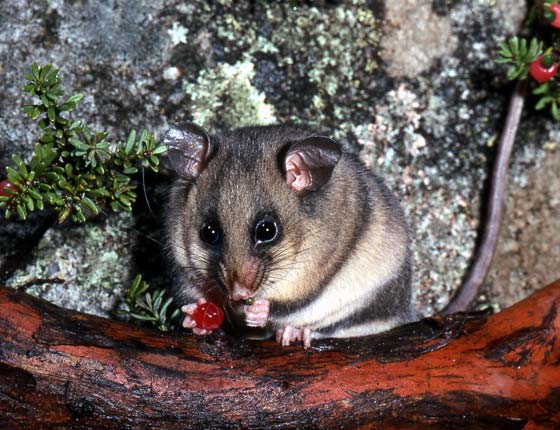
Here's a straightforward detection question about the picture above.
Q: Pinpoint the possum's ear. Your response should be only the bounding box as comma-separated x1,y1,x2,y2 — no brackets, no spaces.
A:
164,124,213,180
283,136,342,194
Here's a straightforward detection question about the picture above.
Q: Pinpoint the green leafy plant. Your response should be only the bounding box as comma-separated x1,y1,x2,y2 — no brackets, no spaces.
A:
497,2,560,119
496,37,542,80
0,62,167,222
124,274,180,332
533,80,560,118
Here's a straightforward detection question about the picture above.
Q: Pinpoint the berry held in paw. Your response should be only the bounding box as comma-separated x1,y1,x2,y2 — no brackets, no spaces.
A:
192,302,224,330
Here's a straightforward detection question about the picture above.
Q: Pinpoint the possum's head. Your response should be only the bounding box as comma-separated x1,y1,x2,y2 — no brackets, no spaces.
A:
164,124,343,305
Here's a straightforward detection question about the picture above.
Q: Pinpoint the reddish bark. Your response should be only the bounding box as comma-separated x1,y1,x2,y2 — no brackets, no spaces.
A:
0,281,559,430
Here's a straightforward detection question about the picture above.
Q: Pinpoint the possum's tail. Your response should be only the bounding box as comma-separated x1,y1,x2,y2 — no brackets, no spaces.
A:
442,81,526,314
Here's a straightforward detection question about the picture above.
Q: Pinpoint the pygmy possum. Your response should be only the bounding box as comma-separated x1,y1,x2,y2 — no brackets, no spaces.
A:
164,124,418,348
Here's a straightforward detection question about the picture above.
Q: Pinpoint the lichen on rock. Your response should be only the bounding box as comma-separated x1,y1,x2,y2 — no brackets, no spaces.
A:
381,0,458,79
7,212,135,317
184,59,276,128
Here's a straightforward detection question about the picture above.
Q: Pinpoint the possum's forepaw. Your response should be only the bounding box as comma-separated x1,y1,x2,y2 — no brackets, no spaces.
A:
244,299,270,328
275,326,312,349
181,298,212,336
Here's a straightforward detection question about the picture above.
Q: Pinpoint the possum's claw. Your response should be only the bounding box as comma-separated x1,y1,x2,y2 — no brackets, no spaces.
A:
276,326,312,348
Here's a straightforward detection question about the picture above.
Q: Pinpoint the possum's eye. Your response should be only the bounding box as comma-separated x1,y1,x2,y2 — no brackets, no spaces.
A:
200,221,222,246
254,218,280,245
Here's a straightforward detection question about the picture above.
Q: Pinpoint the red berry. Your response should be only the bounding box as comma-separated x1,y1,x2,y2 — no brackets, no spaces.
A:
0,179,17,197
192,302,224,330
529,56,558,83
549,4,560,29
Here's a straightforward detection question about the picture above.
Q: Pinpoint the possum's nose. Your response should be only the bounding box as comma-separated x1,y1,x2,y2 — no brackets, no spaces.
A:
229,258,259,301
231,282,252,301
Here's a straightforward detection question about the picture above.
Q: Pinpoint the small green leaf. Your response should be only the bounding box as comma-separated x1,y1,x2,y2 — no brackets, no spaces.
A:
69,138,87,149
519,38,527,58
29,189,43,201
58,102,73,112
65,93,84,104
58,207,71,223
6,166,23,184
45,193,56,205
47,106,56,122
152,145,167,155
73,203,85,218
528,38,539,58
40,134,55,143
41,94,52,108
498,41,512,58
153,293,163,313
506,65,523,81
39,64,51,81
160,297,173,317
22,105,37,116
68,120,82,131
12,156,28,179
44,172,60,182
130,274,142,291
129,313,157,322
17,204,27,220
25,196,35,212
46,91,59,102
509,37,519,55
82,196,99,214
139,129,148,143
535,95,552,110
552,101,559,120
125,130,136,155
58,179,71,191
31,62,40,80
46,68,59,84
119,195,132,207
12,153,24,167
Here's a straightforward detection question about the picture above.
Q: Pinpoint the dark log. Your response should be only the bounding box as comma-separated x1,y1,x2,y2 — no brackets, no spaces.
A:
0,281,559,430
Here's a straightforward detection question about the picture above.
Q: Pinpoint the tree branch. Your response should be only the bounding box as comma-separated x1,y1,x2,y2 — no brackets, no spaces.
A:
1,280,559,429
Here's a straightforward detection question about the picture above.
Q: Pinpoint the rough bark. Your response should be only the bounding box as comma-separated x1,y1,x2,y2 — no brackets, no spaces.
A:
0,281,559,430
